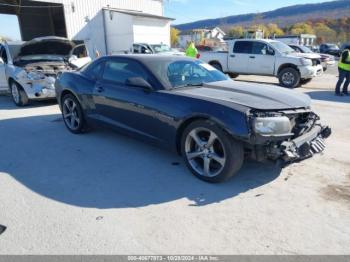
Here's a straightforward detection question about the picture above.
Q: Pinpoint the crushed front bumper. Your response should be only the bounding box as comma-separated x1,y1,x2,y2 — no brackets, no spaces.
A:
279,125,332,163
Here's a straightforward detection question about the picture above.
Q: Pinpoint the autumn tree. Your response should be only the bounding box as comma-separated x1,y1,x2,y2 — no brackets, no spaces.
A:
170,27,180,47
266,23,284,37
228,26,244,38
290,22,314,35
313,23,337,43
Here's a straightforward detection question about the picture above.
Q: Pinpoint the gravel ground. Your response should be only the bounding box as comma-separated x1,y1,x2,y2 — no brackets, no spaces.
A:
0,67,350,255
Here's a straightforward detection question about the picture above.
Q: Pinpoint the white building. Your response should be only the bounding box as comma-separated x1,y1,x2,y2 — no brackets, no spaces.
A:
0,0,172,56
178,27,226,48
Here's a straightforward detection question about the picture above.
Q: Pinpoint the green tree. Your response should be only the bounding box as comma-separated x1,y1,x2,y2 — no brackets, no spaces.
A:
228,26,244,38
170,27,180,47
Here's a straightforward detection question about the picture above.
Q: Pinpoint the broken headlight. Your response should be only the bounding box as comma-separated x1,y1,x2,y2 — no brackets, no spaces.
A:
27,72,46,81
254,116,292,135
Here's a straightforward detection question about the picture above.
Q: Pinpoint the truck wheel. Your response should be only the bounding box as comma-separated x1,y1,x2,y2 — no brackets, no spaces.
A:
228,73,239,79
10,82,29,106
278,68,300,88
181,120,244,183
299,78,312,85
210,62,223,72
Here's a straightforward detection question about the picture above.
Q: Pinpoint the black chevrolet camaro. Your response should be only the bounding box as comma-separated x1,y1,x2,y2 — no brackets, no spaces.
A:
55,55,331,183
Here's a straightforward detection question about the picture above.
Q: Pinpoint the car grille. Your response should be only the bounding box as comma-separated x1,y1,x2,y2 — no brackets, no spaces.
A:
289,112,318,137
312,59,321,66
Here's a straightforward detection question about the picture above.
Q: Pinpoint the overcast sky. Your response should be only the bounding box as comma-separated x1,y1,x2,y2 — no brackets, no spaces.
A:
0,0,329,40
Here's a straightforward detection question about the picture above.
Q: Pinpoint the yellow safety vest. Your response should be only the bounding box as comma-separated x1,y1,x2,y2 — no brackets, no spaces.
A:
338,49,350,72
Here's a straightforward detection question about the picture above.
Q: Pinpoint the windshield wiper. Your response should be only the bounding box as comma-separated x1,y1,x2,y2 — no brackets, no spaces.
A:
176,83,204,88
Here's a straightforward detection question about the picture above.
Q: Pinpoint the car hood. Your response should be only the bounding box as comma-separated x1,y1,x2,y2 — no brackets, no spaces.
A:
289,52,321,59
18,37,75,57
173,80,311,110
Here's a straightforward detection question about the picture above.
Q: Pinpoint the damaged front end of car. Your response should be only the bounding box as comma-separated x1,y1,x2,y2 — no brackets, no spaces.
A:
14,61,74,99
248,109,332,164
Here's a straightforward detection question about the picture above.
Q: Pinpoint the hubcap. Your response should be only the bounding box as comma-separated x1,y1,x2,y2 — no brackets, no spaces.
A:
185,128,226,178
11,84,20,104
62,98,80,130
282,72,295,86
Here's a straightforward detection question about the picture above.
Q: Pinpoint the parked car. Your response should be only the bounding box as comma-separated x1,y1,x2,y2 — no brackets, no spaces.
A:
131,43,184,56
0,37,91,106
199,39,323,88
319,43,341,57
289,44,335,72
55,55,331,183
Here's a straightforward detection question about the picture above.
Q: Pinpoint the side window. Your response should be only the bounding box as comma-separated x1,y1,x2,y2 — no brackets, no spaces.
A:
233,41,253,54
0,46,8,64
90,61,104,79
102,59,149,85
252,42,268,55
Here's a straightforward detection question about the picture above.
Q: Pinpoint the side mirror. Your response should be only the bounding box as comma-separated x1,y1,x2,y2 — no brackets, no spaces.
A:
267,48,275,56
126,77,153,91
0,58,4,64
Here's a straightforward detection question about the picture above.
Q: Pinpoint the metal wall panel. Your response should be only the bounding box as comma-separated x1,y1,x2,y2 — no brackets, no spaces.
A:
29,0,164,39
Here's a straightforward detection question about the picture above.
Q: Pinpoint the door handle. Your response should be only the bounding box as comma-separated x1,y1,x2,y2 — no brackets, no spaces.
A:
249,56,255,59
95,86,104,93
230,54,235,58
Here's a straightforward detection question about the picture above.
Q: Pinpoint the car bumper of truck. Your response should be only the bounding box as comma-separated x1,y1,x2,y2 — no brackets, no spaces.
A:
299,64,323,78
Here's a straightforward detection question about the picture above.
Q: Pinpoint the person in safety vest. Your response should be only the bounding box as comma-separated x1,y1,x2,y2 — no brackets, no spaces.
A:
186,42,199,58
335,45,350,96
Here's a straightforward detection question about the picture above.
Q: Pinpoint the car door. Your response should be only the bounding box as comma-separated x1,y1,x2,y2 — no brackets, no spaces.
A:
227,41,253,74
0,45,8,90
248,42,276,75
92,58,172,143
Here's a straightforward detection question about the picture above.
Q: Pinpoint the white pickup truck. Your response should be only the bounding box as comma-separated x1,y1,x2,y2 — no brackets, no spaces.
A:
199,39,323,88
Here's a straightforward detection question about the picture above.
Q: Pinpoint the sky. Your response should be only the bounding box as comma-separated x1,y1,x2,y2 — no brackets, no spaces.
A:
164,0,326,25
0,0,327,40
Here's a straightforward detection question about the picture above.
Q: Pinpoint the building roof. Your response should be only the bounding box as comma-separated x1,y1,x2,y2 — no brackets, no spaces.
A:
103,7,174,21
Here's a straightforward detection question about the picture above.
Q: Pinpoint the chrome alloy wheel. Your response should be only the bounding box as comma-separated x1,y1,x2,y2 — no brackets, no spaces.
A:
11,83,20,104
282,72,295,86
62,98,80,131
185,127,226,178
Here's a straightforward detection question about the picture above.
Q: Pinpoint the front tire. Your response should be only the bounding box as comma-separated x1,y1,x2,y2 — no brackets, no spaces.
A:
278,67,300,88
210,62,223,72
61,94,87,134
10,82,29,106
299,78,312,85
181,120,244,183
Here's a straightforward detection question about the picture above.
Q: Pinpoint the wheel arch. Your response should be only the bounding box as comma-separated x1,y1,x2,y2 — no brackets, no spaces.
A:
277,63,300,75
208,60,223,70
175,114,242,155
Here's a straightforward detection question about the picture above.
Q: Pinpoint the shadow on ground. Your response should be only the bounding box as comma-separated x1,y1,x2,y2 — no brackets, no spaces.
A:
306,91,350,103
0,95,57,109
0,114,282,209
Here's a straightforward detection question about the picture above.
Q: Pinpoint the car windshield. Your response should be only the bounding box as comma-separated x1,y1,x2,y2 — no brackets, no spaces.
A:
8,45,22,58
326,44,339,49
299,46,313,53
151,44,172,53
270,41,295,54
145,60,229,89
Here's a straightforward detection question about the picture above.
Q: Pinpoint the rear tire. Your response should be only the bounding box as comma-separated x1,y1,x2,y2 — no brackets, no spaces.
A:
181,120,244,183
228,73,239,79
278,67,300,88
61,94,87,134
210,62,223,72
10,82,29,106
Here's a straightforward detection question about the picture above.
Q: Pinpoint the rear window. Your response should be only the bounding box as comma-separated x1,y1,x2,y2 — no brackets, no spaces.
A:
233,41,252,54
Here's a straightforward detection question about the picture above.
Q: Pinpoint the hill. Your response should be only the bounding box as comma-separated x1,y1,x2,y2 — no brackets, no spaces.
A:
175,0,350,31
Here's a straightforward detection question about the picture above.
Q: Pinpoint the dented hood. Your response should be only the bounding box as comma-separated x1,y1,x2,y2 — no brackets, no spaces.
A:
18,37,75,57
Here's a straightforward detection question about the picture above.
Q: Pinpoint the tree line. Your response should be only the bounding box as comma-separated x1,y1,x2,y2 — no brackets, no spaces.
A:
227,17,350,45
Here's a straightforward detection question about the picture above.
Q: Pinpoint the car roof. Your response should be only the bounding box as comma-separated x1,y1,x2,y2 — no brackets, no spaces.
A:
105,54,195,63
